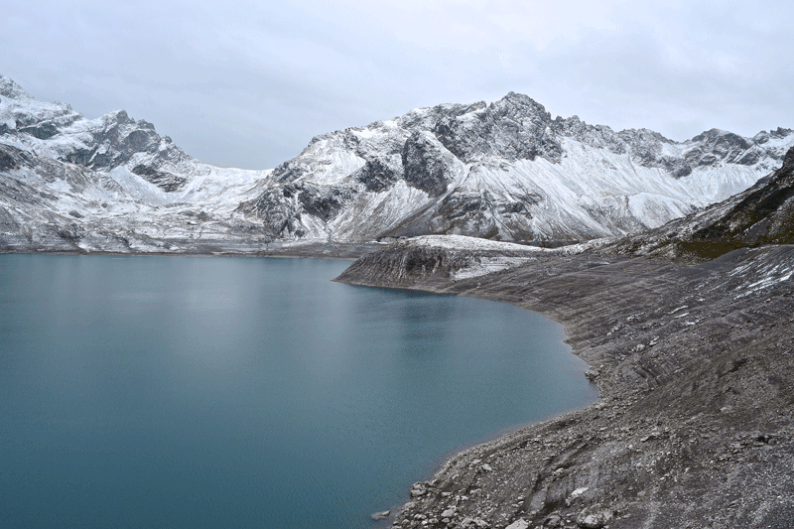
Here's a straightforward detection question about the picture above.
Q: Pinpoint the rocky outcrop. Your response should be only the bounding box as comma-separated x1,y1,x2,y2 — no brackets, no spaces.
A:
402,131,457,197
432,92,562,164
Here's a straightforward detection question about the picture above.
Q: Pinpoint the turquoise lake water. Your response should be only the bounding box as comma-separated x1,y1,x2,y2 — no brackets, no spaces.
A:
0,254,597,529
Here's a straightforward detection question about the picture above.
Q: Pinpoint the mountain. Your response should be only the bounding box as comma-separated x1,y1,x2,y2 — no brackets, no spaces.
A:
238,93,794,245
1,74,793,253
0,75,269,253
612,146,794,260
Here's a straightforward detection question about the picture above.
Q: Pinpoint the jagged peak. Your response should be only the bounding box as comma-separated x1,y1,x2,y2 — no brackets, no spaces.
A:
0,75,30,100
500,91,542,105
690,128,745,143
618,127,673,144
490,91,550,119
101,109,133,126
753,127,794,144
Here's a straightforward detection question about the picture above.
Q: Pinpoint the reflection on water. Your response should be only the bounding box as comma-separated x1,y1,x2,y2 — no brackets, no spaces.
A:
0,254,597,529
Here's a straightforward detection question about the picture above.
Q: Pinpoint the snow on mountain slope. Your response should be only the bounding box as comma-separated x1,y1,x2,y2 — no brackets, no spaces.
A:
240,93,794,245
611,146,794,261
0,75,270,253
2,74,793,253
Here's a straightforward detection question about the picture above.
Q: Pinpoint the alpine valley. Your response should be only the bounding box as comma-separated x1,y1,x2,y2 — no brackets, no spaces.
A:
4,75,794,529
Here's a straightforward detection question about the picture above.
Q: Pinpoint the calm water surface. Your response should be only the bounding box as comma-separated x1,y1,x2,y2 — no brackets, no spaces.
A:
0,255,597,529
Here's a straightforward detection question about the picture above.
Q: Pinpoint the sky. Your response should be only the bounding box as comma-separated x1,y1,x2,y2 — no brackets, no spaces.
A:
2,0,793,170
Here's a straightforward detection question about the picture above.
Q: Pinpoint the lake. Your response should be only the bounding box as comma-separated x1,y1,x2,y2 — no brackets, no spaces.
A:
0,254,597,529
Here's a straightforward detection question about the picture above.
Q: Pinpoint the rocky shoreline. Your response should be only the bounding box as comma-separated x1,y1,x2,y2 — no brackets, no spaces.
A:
335,242,794,529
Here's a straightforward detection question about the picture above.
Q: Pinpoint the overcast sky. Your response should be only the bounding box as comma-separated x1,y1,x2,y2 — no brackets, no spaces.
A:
3,0,793,169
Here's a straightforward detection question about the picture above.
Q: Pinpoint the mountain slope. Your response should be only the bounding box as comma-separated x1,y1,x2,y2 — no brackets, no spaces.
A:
334,150,794,529
2,74,793,253
612,146,794,260
239,93,794,245
0,75,270,253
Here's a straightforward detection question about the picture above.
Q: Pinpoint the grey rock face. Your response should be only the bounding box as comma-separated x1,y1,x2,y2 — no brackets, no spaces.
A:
237,185,307,238
402,131,456,197
296,183,357,222
433,92,562,163
130,164,187,193
0,143,22,171
354,156,402,192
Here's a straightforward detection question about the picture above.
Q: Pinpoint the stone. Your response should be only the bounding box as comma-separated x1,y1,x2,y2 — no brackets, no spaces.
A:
576,505,613,529
543,514,562,527
372,510,391,520
570,487,589,499
411,482,429,498
461,518,490,529
505,520,529,529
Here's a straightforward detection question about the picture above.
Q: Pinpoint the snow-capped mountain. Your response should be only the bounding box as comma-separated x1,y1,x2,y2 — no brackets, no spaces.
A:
0,75,270,253
1,74,793,254
239,93,794,245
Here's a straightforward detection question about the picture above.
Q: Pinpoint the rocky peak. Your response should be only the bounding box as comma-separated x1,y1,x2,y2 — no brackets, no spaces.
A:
552,115,626,154
431,91,562,164
753,127,794,145
391,101,480,132
489,91,552,123
0,75,29,100
105,109,133,126
0,76,195,191
691,128,751,153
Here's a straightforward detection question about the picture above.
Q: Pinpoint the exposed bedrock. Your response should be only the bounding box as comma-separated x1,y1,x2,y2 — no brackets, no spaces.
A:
336,243,794,529
402,131,458,197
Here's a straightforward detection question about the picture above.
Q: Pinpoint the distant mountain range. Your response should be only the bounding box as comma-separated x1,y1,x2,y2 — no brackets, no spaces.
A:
1,74,792,253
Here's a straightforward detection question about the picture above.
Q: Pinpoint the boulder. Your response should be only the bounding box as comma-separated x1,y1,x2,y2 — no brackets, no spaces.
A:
370,510,390,520
576,504,614,528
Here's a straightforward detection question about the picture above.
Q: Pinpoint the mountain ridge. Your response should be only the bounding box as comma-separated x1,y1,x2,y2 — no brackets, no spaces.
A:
239,91,794,244
1,74,793,253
